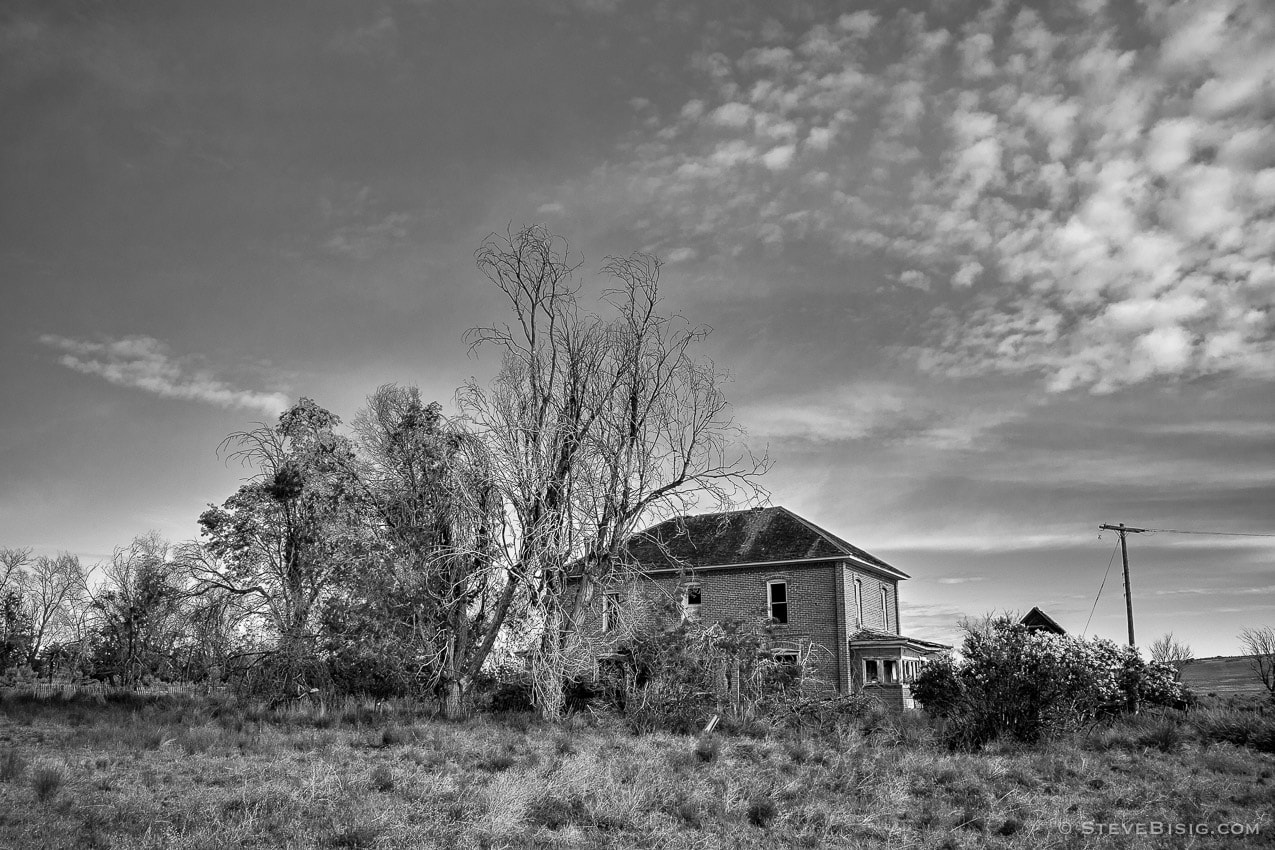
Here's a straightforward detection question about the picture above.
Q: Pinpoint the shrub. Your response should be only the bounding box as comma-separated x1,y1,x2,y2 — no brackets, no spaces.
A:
913,619,1192,746
472,668,535,714
614,614,830,734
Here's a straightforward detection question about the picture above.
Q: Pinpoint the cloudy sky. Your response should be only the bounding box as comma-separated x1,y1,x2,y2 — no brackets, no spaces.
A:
3,0,1273,656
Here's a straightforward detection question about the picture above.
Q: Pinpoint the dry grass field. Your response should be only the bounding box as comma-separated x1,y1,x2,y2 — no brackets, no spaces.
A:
1181,656,1269,696
1,692,1273,850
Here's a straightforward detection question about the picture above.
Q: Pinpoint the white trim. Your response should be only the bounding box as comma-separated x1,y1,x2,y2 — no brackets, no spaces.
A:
766,578,789,624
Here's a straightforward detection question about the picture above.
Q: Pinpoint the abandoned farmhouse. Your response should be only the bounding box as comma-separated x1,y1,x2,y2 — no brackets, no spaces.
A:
581,506,950,709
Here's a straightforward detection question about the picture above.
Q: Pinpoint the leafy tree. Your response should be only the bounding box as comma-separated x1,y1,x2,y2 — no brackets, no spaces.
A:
338,385,503,715
196,399,364,700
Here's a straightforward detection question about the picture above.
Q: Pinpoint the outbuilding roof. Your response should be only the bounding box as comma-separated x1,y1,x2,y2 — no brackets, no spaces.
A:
622,506,909,580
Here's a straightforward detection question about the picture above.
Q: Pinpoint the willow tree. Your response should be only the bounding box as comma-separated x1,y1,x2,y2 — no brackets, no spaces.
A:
459,225,767,718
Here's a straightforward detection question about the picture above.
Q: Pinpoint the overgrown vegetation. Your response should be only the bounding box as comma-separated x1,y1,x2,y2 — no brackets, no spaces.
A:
913,618,1191,747
0,226,766,718
0,690,1271,849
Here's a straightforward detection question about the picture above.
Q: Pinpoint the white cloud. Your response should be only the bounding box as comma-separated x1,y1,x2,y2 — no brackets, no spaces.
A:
709,102,753,128
761,144,795,170
40,334,290,415
559,0,1275,394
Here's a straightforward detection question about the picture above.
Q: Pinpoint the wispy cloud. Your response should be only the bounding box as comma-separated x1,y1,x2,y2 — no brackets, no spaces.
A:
317,183,414,260
40,335,290,415
738,380,1027,449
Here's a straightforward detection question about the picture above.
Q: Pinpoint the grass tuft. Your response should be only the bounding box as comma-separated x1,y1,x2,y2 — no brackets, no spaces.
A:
31,763,63,803
0,748,25,782
694,733,720,763
329,821,382,849
368,764,394,792
746,796,778,828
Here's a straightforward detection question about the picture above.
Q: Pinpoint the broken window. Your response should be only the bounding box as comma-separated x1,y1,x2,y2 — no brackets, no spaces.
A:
683,584,702,620
767,580,788,624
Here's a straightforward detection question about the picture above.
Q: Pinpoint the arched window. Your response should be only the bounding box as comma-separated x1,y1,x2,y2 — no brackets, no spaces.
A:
880,587,889,630
853,577,863,626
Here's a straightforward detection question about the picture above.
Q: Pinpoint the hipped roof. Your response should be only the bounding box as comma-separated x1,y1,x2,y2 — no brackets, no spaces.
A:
622,506,909,580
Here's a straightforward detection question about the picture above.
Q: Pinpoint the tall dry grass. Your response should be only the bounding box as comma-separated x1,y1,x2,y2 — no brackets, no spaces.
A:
0,690,1271,848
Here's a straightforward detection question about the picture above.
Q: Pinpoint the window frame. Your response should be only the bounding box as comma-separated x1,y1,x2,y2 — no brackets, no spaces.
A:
767,579,789,624
853,577,863,626
602,591,621,633
880,586,889,630
682,583,702,620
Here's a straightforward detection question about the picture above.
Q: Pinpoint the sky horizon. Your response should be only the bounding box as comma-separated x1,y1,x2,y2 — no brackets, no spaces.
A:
3,0,1273,658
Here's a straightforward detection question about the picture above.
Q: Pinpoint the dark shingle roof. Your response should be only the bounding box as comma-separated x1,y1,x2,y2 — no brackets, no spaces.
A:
623,506,908,579
1020,606,1066,634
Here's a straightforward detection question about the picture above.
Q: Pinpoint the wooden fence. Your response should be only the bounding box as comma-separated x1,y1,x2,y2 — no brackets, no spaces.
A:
0,682,228,699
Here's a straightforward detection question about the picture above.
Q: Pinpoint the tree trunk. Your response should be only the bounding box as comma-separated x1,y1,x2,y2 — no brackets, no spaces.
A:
442,678,465,720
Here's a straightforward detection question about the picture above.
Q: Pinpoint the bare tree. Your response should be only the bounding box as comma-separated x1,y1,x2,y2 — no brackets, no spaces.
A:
459,225,767,718
0,547,31,598
23,552,90,669
91,533,190,686
1148,632,1193,673
1239,626,1275,701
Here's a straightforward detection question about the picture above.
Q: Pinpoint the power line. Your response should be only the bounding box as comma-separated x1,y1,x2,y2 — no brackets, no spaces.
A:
1138,527,1275,538
1083,538,1121,637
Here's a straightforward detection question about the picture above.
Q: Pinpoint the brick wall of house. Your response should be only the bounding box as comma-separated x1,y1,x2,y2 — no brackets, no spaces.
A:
575,560,902,691
843,566,899,634
577,563,843,687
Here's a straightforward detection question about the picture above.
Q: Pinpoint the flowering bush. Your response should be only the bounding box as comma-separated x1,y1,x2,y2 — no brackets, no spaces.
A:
913,619,1191,746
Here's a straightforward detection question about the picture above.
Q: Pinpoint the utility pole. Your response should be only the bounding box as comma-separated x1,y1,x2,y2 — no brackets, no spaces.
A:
1099,523,1146,647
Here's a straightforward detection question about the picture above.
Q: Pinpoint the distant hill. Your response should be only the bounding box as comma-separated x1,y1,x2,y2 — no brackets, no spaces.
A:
1179,655,1267,695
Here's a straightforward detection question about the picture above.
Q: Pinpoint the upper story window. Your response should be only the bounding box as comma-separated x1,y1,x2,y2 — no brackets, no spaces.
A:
854,577,863,626
880,587,889,629
602,592,621,633
767,579,788,624
683,583,702,620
